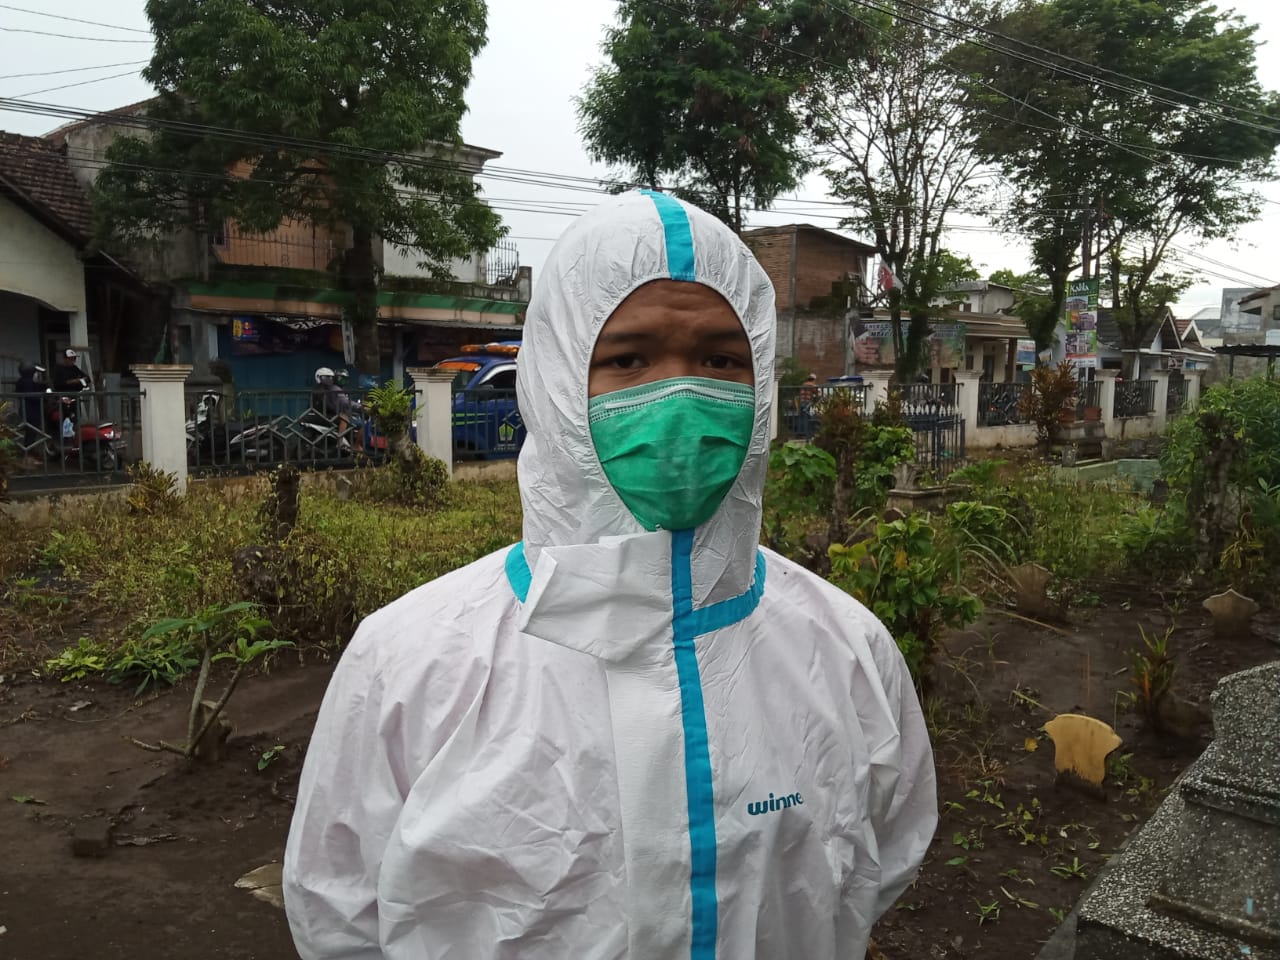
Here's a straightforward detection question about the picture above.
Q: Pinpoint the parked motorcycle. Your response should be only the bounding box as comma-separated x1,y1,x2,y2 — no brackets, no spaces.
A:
186,392,286,466
292,399,366,461
43,387,125,471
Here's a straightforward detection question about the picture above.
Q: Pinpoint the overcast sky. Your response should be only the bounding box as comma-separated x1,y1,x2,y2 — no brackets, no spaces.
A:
3,0,1278,315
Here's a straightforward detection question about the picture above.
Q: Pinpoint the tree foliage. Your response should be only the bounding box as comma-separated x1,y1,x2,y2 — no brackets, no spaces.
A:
577,0,872,233
94,0,504,372
955,0,1280,357
807,0,990,378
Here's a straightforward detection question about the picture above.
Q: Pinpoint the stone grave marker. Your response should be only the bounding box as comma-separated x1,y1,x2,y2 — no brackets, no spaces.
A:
1071,661,1280,959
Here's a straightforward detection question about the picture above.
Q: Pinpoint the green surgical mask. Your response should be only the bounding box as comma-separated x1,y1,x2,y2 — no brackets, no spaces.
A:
589,377,756,531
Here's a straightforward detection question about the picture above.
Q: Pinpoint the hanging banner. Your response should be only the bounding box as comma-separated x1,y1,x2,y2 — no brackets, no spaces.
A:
849,318,967,371
1064,279,1099,368
1016,338,1038,366
342,319,356,366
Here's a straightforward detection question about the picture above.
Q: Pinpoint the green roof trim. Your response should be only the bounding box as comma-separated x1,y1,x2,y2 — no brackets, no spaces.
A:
181,278,526,314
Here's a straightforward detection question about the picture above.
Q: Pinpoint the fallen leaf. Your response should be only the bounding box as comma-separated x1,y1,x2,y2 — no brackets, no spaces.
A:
68,700,93,713
114,833,178,847
1024,737,1039,753
10,795,45,805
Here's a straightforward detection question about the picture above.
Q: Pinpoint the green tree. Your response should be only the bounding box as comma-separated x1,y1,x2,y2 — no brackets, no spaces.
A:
578,0,871,233
94,0,503,373
807,0,989,378
956,0,1280,362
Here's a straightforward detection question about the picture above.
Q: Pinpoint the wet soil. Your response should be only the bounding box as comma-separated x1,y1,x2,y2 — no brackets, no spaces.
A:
1,594,1275,959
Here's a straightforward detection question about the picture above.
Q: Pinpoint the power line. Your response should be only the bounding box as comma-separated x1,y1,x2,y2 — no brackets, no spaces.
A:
11,70,143,100
0,26,152,43
0,60,149,81
0,3,152,35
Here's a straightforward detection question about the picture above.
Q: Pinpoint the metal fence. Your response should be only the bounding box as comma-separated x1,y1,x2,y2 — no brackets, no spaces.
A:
1076,379,1103,419
185,388,383,473
452,387,525,459
1115,380,1157,418
892,382,959,416
907,412,966,479
977,381,1030,427
2,389,141,490
777,383,870,440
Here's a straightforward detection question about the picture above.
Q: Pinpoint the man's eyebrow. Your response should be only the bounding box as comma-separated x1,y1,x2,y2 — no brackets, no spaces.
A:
595,330,658,345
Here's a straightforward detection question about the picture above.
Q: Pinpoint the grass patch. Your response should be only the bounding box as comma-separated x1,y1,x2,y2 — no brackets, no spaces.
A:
6,478,523,672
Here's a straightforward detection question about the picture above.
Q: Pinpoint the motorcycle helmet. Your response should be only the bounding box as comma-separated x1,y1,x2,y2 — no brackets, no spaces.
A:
314,366,336,385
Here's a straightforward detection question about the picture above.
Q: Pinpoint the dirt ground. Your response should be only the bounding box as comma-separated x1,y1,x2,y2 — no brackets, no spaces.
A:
2,591,1276,959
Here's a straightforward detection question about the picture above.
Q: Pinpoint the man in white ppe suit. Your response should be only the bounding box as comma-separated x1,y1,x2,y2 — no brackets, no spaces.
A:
283,190,937,959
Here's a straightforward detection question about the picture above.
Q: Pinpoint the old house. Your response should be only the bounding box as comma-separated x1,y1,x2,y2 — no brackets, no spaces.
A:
49,101,528,391
0,131,157,387
741,224,876,379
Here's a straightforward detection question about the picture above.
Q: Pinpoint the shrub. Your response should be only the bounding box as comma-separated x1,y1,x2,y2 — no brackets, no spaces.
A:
829,514,982,679
125,461,180,515
1018,362,1079,445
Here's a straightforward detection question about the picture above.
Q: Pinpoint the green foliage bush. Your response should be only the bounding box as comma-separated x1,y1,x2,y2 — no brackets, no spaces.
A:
829,515,983,679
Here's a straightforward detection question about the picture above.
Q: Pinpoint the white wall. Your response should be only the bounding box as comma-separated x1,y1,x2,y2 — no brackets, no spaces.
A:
0,195,86,314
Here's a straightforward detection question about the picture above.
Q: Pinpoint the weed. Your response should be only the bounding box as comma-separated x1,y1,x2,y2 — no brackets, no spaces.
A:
44,636,109,681
125,462,180,516
1049,907,1067,924
974,899,1002,925
1050,857,1088,881
1130,625,1177,724
1000,885,1040,910
257,744,286,771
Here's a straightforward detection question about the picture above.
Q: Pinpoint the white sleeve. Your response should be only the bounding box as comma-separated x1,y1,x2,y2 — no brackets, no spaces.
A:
283,630,410,960
865,623,938,917
838,620,939,958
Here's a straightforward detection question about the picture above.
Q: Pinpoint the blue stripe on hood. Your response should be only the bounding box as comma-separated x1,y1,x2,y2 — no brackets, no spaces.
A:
641,190,696,282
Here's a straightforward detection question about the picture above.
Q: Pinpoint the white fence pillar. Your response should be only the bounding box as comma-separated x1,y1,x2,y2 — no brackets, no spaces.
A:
132,364,192,494
1183,369,1205,412
861,370,893,412
408,367,455,477
769,370,782,441
1149,369,1170,431
1096,369,1119,430
952,369,982,432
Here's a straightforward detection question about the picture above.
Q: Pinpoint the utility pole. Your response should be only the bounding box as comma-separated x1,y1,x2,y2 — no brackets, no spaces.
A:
1080,193,1094,282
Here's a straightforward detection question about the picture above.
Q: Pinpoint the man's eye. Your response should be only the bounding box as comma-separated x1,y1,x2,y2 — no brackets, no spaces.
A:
705,354,744,369
602,354,646,370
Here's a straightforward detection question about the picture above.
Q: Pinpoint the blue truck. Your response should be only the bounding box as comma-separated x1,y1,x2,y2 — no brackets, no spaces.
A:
434,341,525,458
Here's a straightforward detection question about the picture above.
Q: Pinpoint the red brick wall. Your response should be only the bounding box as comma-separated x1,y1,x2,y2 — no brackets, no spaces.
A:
794,232,868,310
743,230,795,311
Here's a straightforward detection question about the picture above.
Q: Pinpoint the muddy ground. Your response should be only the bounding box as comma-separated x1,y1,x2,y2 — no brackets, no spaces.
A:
2,592,1276,959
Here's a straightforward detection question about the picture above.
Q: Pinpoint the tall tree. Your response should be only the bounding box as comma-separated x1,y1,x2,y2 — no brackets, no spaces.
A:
94,0,503,373
806,0,990,378
577,0,871,233
956,0,1280,366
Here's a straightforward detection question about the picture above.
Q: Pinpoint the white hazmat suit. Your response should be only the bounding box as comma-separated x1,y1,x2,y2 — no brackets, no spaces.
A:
284,191,937,959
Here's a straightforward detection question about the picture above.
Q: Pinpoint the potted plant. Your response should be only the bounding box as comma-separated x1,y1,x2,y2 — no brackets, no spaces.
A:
1018,362,1080,450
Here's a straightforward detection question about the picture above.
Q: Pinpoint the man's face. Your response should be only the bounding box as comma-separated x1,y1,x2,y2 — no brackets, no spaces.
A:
61,354,75,366
588,280,754,398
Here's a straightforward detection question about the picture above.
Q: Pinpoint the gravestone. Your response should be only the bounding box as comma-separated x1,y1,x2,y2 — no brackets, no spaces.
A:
1202,589,1259,639
1071,662,1280,960
1009,562,1055,619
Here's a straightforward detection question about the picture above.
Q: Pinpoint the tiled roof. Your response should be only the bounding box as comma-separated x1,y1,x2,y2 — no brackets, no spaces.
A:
1175,319,1191,337
0,132,92,243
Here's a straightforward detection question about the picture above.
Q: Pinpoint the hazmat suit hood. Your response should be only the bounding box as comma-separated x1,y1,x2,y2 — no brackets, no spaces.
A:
516,191,776,604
